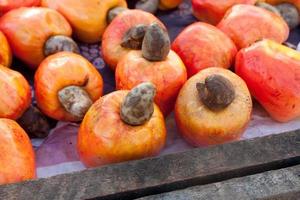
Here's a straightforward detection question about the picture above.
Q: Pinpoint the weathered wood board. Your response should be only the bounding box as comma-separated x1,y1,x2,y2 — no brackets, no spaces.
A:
138,165,300,200
0,130,299,200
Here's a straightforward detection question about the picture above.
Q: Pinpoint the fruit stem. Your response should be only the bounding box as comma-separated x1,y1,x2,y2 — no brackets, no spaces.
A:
120,82,156,126
58,86,93,121
44,35,79,57
196,75,235,111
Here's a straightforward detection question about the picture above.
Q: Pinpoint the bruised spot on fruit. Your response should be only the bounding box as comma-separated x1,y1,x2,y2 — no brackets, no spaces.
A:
17,105,50,138
58,86,93,121
196,75,235,111
255,2,281,16
276,3,300,29
136,0,159,14
120,82,156,126
142,23,170,61
107,7,128,24
44,35,79,57
121,24,147,49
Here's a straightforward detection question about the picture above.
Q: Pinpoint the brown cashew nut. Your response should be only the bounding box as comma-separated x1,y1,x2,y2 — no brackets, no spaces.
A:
120,82,156,126
58,86,93,121
135,0,160,14
196,74,235,111
142,23,170,61
275,3,300,29
255,2,281,15
121,24,147,49
17,105,51,138
44,35,79,57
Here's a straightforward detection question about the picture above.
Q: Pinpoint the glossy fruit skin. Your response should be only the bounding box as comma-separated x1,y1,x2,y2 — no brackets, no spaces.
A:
35,52,104,122
116,50,187,116
0,65,31,120
0,0,40,15
77,90,166,167
175,67,252,147
41,0,127,43
0,7,72,69
217,5,289,49
192,0,256,25
0,119,36,185
172,22,237,78
102,9,165,70
0,31,12,67
235,39,300,122
159,0,183,10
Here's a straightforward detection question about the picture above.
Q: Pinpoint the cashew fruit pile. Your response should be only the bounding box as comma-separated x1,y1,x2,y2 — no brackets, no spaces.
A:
0,0,299,185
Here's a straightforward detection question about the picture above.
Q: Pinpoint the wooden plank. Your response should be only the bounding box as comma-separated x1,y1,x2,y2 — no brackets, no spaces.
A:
138,165,300,200
0,130,299,200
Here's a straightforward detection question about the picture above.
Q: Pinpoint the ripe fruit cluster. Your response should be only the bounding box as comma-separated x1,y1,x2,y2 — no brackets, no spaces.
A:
0,0,299,185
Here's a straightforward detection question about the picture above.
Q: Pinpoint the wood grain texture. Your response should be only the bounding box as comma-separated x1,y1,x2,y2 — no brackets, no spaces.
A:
0,130,299,200
138,165,300,200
